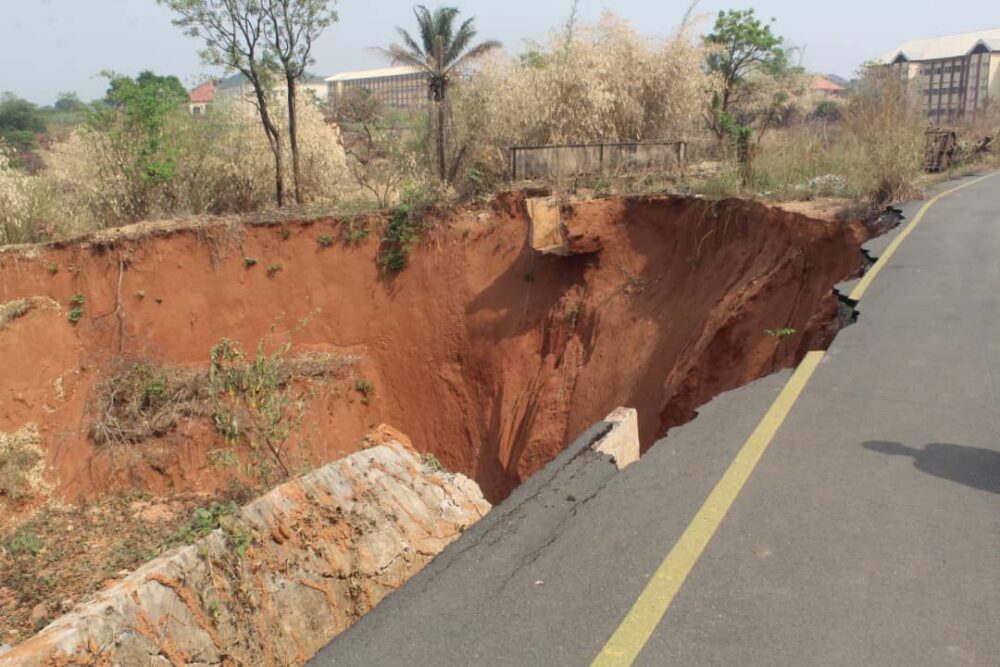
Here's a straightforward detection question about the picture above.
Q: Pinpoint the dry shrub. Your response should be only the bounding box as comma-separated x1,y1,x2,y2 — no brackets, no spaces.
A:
0,424,49,504
0,149,52,245
43,100,350,233
455,11,710,176
843,68,925,208
89,348,356,449
88,361,208,447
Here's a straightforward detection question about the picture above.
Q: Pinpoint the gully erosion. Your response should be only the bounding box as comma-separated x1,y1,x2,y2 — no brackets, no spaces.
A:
0,191,885,661
0,193,880,508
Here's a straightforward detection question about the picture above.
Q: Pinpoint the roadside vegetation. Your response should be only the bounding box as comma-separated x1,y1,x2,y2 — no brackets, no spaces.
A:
0,1,997,249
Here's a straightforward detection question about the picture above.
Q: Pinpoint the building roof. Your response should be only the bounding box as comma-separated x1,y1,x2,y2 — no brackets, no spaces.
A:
811,76,844,92
877,28,1000,63
217,72,325,90
217,73,248,90
326,66,424,83
189,81,216,104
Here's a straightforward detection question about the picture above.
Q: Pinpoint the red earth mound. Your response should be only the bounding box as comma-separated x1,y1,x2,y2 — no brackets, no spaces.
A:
0,193,869,508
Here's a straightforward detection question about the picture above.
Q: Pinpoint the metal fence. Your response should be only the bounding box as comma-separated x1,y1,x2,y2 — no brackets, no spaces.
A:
509,140,690,180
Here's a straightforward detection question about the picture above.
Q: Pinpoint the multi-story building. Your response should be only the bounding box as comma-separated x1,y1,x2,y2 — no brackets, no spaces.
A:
878,28,1000,121
326,66,427,112
214,72,328,111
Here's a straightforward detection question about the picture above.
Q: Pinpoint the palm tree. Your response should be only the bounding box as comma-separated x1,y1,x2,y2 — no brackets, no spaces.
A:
381,5,501,181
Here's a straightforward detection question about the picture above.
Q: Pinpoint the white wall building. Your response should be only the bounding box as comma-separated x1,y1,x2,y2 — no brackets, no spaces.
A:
878,28,1000,121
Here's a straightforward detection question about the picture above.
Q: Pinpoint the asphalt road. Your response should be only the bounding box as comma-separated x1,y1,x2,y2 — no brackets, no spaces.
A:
311,172,1000,666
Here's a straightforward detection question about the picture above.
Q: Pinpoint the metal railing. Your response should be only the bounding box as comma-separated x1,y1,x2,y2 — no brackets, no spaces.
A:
509,140,689,180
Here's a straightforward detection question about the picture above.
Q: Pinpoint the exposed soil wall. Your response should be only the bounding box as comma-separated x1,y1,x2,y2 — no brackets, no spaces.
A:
0,193,869,509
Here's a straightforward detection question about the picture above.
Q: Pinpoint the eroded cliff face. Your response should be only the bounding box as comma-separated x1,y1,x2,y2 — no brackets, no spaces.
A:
0,192,868,512
0,434,489,666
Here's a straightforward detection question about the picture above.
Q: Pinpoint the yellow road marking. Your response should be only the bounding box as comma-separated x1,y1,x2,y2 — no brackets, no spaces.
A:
592,351,825,667
849,172,998,302
592,172,998,666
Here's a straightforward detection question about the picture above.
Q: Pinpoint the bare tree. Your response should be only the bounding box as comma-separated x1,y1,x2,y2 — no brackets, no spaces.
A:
159,0,286,206
263,0,339,205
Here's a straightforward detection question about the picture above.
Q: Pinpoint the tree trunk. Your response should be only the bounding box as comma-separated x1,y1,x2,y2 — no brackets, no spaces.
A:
253,88,285,207
436,99,447,182
286,75,303,205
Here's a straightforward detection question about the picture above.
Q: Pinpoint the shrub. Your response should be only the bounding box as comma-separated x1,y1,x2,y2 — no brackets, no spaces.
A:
0,148,51,245
843,68,925,209
454,12,711,177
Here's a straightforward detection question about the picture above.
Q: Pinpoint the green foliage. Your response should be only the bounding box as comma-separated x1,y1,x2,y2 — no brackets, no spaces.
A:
53,92,88,114
341,219,370,243
421,452,447,473
167,501,253,555
0,93,46,165
47,263,58,275
705,9,796,147
705,9,787,96
354,379,375,405
93,71,188,186
209,338,294,477
2,525,44,557
765,327,796,340
267,263,283,275
244,257,258,268
68,296,86,323
317,234,333,247
77,71,189,222
380,187,432,271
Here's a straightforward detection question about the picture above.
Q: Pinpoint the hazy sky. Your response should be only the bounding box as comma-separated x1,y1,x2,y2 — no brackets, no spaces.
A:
2,0,998,104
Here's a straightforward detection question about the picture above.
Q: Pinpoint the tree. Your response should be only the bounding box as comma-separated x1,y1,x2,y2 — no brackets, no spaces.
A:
704,9,787,139
159,0,287,207
85,71,189,221
263,0,338,205
0,93,46,166
337,88,414,207
54,92,88,114
381,5,500,181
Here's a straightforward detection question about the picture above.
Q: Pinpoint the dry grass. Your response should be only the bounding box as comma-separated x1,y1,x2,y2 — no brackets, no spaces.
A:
0,493,225,641
89,348,357,449
454,11,710,177
0,425,49,506
0,299,30,331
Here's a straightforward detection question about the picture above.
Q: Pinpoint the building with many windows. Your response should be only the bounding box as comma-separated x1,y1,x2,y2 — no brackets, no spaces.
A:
326,66,427,112
213,72,328,111
878,28,1000,121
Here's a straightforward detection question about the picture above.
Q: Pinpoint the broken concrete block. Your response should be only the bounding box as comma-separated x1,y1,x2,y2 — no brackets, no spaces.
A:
593,407,640,469
526,196,567,255
0,438,490,667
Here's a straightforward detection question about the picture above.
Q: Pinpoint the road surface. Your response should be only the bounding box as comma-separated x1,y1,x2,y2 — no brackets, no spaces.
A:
311,172,1000,666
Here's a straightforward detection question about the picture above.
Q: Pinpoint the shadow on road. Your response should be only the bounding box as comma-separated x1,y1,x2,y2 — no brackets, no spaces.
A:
862,441,1000,495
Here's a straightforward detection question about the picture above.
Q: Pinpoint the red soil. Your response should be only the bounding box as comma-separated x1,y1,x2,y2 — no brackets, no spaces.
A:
0,193,868,507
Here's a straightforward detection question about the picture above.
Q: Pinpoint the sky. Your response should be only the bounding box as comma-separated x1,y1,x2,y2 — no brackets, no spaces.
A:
1,0,998,105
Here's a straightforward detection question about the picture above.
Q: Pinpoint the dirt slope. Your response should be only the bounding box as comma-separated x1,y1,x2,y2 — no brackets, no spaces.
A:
0,192,869,509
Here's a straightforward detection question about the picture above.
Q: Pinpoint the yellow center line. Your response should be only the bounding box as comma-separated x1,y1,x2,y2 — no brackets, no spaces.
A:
592,350,825,666
849,172,998,302
592,170,998,667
